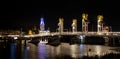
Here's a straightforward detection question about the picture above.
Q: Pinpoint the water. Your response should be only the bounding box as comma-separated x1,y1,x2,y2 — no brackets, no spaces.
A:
0,39,120,59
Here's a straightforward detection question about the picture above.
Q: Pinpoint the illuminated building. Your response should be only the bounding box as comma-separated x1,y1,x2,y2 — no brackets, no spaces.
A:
39,17,50,33
40,17,45,31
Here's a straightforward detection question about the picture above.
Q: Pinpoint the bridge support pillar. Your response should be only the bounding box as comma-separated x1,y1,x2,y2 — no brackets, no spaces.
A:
58,18,64,33
104,37,109,45
22,38,27,46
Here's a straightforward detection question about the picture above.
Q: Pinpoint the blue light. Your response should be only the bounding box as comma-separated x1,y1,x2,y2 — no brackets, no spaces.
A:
24,46,28,59
79,35,85,39
80,44,84,56
40,18,45,26
10,43,16,59
38,43,46,59
40,17,45,31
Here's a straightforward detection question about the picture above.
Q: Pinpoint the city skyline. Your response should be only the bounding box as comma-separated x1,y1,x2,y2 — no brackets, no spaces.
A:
2,0,120,31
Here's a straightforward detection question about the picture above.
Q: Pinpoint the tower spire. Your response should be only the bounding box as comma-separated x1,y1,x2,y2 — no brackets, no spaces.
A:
40,17,45,31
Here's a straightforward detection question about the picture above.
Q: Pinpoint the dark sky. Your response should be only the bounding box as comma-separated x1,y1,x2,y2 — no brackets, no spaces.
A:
2,0,120,31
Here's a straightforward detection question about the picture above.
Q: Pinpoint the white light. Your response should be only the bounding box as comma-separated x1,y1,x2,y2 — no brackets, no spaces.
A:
96,46,101,56
97,32,103,35
98,25,101,27
24,35,30,38
14,37,18,39
51,34,54,36
79,35,85,39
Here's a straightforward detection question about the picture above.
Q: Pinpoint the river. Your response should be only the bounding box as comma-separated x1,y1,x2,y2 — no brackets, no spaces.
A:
0,39,120,59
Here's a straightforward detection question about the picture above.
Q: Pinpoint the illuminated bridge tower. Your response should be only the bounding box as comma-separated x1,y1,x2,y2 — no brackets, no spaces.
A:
40,17,45,31
71,19,77,32
58,18,64,33
82,13,89,32
97,15,104,32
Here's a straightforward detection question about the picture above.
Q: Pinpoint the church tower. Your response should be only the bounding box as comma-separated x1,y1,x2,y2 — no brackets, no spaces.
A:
40,17,45,31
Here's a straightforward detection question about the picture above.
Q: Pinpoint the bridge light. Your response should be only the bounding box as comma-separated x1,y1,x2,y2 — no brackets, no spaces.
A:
97,15,103,22
14,37,18,39
79,35,85,44
51,34,54,36
28,30,32,35
79,35,85,39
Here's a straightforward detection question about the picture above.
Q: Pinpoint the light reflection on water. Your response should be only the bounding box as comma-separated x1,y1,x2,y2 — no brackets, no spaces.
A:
27,43,38,59
9,41,120,59
38,43,46,59
24,46,27,59
10,43,16,59
70,44,80,58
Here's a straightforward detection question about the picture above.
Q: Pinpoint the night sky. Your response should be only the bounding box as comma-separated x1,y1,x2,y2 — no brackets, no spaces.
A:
2,0,120,31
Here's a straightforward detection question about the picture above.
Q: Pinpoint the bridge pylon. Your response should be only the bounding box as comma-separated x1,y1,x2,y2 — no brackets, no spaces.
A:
71,19,77,32
82,13,89,32
97,15,104,32
58,18,64,33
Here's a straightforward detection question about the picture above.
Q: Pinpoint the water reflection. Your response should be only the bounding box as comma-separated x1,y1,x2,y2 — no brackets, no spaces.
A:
10,43,16,59
80,44,84,56
27,43,38,59
61,43,70,56
5,40,119,59
24,46,27,59
26,42,120,59
86,45,115,57
46,44,56,59
46,43,62,59
70,44,80,58
38,43,46,59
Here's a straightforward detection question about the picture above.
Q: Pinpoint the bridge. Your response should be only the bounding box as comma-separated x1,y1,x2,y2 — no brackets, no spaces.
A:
0,31,119,45
23,32,120,38
0,31,119,38
0,14,120,45
0,13,120,38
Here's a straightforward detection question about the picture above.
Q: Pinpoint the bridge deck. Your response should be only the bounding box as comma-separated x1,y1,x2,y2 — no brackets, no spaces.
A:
0,32,120,38
23,32,120,38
